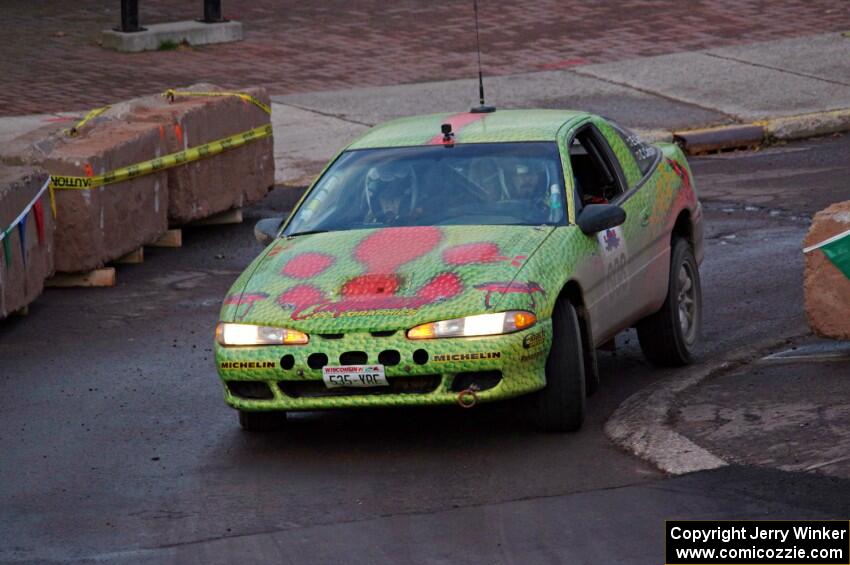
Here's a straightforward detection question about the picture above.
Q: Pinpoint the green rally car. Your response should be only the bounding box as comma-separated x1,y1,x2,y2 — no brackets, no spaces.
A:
215,109,704,432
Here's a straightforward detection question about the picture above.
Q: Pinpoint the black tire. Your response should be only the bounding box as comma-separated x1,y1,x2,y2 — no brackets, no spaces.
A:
238,410,287,432
584,346,599,397
534,300,586,432
578,311,600,397
637,237,702,366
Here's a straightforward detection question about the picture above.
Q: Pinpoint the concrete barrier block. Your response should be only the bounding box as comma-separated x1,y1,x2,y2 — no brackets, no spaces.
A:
161,88,274,224
0,122,68,165
803,200,850,340
43,121,169,272
0,166,54,319
0,84,272,272
1,118,169,273
102,83,274,224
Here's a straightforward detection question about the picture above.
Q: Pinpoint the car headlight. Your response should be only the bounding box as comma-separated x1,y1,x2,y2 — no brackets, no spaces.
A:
407,311,536,340
215,323,309,346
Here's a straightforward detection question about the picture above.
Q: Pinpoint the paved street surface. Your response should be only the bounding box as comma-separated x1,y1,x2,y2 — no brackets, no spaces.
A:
3,1,850,115
669,137,850,481
674,337,850,479
1,133,849,563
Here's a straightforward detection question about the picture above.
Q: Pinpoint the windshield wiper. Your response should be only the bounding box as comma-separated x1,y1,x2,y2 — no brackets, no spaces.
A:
285,229,329,238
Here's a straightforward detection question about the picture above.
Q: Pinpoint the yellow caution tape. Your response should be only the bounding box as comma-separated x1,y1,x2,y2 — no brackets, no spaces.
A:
48,123,273,216
65,105,111,137
66,88,270,140
163,89,272,116
49,87,272,216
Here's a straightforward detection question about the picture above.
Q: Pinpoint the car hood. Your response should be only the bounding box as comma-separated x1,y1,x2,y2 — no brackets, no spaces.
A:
221,225,554,333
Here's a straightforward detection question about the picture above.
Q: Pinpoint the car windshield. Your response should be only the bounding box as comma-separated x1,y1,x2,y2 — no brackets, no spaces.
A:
283,142,567,236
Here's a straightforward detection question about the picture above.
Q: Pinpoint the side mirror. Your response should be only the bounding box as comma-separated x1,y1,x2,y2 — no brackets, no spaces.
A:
576,204,626,235
254,217,283,246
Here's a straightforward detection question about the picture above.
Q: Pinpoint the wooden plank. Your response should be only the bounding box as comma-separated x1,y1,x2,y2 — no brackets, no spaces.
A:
189,208,243,226
115,247,144,264
149,229,182,248
46,267,116,288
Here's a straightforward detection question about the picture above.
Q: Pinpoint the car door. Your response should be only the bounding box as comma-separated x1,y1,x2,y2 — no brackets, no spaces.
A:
592,117,668,323
562,121,635,343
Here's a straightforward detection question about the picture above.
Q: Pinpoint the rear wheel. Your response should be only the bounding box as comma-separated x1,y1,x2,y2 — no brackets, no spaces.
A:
637,237,702,366
238,410,287,432
534,299,586,432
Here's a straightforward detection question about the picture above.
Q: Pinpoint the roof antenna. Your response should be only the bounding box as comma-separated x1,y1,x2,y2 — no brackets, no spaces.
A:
470,0,495,114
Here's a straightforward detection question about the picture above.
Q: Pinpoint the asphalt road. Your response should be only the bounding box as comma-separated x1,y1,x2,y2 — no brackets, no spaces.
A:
1,135,849,564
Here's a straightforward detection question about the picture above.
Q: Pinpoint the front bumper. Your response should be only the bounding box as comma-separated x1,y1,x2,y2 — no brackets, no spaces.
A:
215,320,552,411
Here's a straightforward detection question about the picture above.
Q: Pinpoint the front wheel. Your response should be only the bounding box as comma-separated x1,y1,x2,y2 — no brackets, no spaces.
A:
637,237,702,366
534,299,586,432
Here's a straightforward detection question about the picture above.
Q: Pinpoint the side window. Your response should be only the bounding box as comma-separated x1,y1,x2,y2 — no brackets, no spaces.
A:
610,123,658,177
569,126,627,208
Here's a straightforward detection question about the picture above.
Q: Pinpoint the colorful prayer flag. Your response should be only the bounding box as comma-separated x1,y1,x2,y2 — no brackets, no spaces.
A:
17,218,27,267
2,231,11,268
33,200,45,244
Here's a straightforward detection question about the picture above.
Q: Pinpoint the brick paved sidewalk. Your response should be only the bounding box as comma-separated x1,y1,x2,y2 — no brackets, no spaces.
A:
3,1,849,116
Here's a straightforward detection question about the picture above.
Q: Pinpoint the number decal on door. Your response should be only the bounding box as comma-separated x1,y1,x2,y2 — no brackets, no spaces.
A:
597,226,629,299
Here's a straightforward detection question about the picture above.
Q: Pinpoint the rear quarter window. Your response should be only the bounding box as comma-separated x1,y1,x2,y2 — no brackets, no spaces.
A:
610,124,659,177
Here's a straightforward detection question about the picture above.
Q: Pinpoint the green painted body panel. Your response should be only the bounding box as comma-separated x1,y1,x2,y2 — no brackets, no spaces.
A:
348,109,587,149
591,116,642,187
220,225,556,332
217,321,551,410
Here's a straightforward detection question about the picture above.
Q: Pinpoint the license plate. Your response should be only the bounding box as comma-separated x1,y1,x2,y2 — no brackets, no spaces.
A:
322,365,388,388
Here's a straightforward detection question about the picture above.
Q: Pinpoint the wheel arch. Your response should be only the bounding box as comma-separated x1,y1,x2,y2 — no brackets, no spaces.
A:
557,279,595,361
672,208,693,246
672,205,705,265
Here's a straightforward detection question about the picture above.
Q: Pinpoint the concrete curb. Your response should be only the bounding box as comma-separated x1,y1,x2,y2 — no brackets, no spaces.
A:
673,124,764,154
662,108,850,155
633,129,674,144
758,108,850,142
603,332,808,475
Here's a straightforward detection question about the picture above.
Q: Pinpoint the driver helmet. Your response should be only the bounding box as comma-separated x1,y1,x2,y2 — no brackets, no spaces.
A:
365,162,415,221
511,160,547,198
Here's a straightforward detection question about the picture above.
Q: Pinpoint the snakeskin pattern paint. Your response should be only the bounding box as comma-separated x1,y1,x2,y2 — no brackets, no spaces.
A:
216,110,701,412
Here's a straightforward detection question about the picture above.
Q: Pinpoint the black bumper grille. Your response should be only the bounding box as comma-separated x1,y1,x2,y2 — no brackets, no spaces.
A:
450,370,503,393
227,381,274,400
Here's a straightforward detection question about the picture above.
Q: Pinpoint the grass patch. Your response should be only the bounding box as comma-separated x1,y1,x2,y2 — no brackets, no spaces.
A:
158,39,191,51
158,39,180,51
